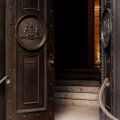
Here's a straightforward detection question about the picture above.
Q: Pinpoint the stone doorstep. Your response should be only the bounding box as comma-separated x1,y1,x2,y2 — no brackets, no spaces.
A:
55,92,98,101
55,85,99,93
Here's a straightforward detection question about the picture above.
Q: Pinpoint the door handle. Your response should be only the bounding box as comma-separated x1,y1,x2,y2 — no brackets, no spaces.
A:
99,78,119,120
0,75,9,84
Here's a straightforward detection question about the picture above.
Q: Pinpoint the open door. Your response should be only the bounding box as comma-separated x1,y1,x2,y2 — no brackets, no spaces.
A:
5,0,55,120
99,1,118,120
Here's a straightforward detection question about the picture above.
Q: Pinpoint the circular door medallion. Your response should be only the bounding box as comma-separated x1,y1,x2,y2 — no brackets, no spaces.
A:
101,8,112,48
16,15,47,50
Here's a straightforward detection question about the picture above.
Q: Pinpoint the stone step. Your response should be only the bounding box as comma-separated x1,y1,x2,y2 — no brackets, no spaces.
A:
55,86,99,93
56,74,100,80
54,99,99,106
55,92,98,101
55,80,100,87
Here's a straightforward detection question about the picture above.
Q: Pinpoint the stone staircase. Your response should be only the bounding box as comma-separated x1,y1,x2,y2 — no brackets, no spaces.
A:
54,68,100,106
54,85,99,106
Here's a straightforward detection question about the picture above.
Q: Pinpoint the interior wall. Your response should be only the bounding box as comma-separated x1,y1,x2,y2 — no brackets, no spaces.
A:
0,0,5,120
55,0,88,69
94,0,100,66
88,0,94,67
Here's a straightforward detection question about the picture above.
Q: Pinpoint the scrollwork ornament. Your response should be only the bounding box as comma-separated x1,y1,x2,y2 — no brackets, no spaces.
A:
101,8,112,48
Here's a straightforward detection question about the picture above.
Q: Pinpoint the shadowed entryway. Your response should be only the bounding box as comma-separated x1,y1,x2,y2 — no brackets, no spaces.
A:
54,0,100,120
55,0,88,69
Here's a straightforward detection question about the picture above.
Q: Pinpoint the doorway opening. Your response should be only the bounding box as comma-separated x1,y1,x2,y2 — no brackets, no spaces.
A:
55,0,101,83
54,0,101,119
55,0,88,69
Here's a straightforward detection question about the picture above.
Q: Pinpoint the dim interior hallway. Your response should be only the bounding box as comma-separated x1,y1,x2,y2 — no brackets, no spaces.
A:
54,104,100,120
54,69,100,120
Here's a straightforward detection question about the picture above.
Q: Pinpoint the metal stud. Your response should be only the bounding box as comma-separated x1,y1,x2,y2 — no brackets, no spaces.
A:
50,82,53,86
9,21,12,25
49,112,53,115
23,115,26,118
9,116,12,120
49,38,52,42
49,53,52,56
49,24,53,28
9,37,12,41
9,100,12,104
49,97,53,101
49,9,53,13
6,79,11,85
9,5,12,9
9,69,12,72
111,51,113,55
50,29,53,32
36,113,40,117
9,53,12,56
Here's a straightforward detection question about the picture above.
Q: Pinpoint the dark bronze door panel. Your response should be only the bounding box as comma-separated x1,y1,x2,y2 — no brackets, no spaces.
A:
6,0,54,120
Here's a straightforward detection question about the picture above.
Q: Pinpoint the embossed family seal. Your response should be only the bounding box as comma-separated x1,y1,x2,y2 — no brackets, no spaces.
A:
16,15,47,50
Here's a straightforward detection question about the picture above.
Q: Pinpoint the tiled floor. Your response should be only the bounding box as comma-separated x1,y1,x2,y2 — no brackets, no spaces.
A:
55,104,100,120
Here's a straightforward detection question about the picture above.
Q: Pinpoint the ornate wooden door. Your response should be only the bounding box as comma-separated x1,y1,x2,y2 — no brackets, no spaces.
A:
100,1,115,119
5,0,54,120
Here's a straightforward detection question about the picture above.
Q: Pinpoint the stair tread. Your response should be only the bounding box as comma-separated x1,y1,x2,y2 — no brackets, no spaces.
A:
55,92,98,100
54,99,99,106
55,80,100,87
55,86,99,93
56,68,100,74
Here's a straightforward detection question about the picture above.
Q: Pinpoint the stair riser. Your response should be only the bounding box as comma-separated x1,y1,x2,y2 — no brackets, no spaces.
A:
55,86,99,93
55,80,100,86
57,69,100,74
55,92,98,101
54,99,99,106
57,74,100,80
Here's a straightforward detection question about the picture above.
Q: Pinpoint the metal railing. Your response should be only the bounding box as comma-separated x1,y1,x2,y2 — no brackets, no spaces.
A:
99,78,119,120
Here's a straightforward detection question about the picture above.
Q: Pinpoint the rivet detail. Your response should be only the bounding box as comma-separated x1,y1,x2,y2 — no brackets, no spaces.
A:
49,97,53,101
50,82,53,86
36,113,40,117
49,9,53,13
9,5,12,9
23,115,26,118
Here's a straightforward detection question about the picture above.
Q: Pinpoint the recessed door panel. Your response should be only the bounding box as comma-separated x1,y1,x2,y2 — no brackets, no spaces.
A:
16,50,47,114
